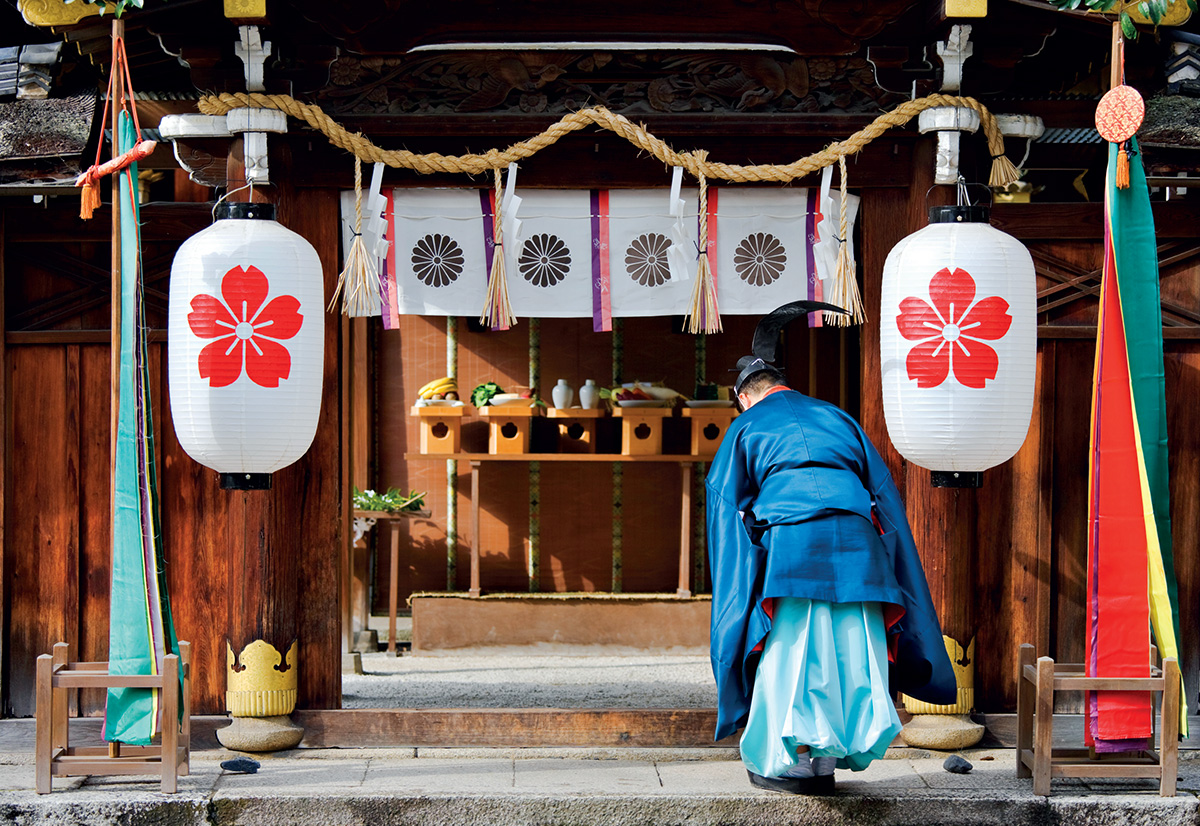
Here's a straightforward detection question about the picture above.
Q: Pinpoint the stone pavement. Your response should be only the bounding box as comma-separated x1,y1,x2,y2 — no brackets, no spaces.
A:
2,739,1199,826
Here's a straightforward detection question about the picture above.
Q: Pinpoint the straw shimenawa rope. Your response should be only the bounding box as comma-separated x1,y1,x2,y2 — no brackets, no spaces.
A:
197,92,1019,326
197,92,1019,188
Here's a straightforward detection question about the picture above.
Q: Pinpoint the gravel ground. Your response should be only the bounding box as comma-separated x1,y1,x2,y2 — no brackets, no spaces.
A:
342,649,717,709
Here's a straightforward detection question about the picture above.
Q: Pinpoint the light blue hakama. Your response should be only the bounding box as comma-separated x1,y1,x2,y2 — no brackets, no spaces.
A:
739,598,901,776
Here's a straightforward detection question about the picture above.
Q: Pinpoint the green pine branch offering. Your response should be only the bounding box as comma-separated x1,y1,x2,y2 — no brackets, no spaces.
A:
353,486,427,515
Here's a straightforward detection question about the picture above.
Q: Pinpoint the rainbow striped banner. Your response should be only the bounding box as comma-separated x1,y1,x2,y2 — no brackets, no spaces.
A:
105,111,179,746
1086,137,1187,749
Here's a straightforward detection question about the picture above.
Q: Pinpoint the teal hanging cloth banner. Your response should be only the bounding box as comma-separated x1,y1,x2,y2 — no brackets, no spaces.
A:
105,108,180,746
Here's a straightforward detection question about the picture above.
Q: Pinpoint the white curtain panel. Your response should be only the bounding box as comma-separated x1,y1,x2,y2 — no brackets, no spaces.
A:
385,189,489,316
341,186,860,320
608,188,700,318
711,188,816,315
502,190,594,318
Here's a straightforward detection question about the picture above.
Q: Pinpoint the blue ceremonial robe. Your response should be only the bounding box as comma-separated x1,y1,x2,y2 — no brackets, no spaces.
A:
706,389,956,741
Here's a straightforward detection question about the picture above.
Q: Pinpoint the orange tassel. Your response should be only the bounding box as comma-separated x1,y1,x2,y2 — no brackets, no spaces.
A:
1117,146,1130,190
77,170,101,220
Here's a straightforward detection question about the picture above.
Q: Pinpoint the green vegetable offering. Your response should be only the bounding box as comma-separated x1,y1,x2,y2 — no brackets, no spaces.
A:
471,382,504,407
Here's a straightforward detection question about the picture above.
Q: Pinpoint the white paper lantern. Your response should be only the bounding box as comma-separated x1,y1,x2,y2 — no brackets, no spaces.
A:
168,202,324,489
880,205,1035,486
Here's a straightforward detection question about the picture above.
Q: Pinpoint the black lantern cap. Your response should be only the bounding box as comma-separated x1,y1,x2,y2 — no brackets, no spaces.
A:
731,300,848,394
215,201,276,221
220,472,273,490
928,204,990,224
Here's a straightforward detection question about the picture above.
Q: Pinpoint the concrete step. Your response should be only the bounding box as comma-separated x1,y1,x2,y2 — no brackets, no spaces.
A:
2,748,1198,826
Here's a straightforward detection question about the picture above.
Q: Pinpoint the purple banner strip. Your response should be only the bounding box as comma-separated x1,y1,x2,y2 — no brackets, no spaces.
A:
806,187,821,328
590,189,605,332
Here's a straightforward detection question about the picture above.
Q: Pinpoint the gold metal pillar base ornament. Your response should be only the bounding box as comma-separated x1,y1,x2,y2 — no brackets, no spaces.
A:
904,635,975,714
900,635,985,749
226,639,299,717
220,639,303,752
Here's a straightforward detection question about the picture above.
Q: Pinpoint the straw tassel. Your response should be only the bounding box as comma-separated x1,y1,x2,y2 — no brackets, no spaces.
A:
685,151,721,335
480,167,515,329
825,155,865,327
988,153,1020,189
1116,143,1130,189
328,154,381,316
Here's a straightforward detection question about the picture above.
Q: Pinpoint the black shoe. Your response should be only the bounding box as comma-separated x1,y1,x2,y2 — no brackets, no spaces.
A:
747,770,836,796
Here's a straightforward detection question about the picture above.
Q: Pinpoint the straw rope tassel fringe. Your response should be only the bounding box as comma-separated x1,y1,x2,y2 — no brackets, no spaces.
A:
825,155,866,327
329,154,380,315
686,151,722,335
480,167,515,329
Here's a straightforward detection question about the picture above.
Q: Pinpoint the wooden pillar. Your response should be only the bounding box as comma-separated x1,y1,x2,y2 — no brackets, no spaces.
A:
861,136,977,708
219,139,302,737
903,136,976,709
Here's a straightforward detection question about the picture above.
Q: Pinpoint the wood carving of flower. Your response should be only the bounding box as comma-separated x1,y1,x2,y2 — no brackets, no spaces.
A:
734,232,787,286
412,234,465,288
188,265,303,389
625,233,672,287
519,233,571,288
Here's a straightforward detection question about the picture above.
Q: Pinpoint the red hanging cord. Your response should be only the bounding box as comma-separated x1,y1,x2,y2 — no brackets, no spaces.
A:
76,35,157,219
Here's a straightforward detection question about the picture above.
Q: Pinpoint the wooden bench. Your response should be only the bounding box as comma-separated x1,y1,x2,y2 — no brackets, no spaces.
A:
35,641,191,794
1016,642,1179,796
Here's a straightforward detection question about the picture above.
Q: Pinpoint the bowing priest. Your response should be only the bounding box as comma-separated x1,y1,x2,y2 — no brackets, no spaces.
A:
706,301,957,795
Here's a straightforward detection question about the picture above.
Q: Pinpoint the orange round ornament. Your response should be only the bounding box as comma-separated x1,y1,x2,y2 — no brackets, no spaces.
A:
1095,85,1144,143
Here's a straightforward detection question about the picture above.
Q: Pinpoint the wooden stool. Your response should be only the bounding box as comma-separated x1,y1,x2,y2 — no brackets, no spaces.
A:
613,406,673,455
480,403,540,454
545,407,604,454
410,404,464,454
1016,643,1179,796
36,641,191,794
681,406,737,457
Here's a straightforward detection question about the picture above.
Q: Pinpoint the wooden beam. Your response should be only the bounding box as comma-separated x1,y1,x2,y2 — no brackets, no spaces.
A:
992,202,1200,240
7,331,167,345
291,708,738,748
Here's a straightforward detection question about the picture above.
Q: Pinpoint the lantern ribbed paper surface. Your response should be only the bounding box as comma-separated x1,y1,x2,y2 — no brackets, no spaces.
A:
880,209,1036,474
168,204,324,479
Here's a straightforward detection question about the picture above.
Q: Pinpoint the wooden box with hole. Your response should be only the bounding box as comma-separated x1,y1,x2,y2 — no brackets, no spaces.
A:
613,406,674,455
411,405,465,454
544,407,606,454
480,403,541,454
681,407,738,457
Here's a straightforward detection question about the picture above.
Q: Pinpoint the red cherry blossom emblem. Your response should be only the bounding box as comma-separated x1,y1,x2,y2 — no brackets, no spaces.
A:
188,265,303,388
896,267,1011,390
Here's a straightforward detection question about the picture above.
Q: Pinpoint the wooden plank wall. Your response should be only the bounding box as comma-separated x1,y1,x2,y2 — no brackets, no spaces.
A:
1,199,344,717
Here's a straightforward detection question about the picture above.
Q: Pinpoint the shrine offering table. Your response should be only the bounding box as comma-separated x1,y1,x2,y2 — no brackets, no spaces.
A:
405,454,710,598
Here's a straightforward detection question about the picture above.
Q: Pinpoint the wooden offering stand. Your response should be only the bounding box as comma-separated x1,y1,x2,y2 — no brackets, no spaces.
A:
355,508,432,655
544,407,605,454
36,641,191,794
1016,643,1180,796
479,403,541,454
613,405,674,455
681,406,738,457
410,404,464,454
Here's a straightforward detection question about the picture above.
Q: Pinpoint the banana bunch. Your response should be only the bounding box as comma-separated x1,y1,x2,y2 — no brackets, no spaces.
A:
417,376,459,401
